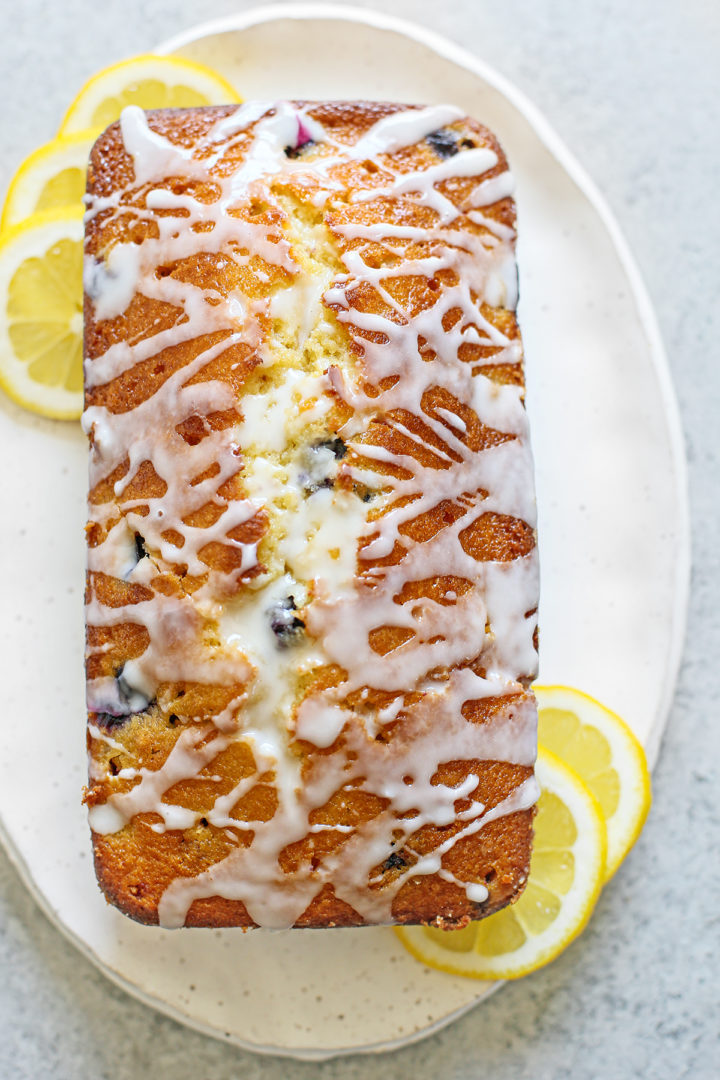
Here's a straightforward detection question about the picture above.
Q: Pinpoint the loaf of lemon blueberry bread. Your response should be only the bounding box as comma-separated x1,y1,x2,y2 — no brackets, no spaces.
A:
82,100,540,929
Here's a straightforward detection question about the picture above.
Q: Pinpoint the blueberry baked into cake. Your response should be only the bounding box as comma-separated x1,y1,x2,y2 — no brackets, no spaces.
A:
82,100,540,929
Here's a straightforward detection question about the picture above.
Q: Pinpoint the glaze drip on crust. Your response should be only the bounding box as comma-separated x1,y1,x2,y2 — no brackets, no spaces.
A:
83,100,539,930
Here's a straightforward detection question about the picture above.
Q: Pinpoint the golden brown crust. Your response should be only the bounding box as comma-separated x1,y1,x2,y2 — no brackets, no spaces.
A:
84,102,536,929
94,807,534,928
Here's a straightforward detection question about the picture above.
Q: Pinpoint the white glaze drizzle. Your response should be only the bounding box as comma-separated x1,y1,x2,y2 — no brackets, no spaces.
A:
84,101,539,928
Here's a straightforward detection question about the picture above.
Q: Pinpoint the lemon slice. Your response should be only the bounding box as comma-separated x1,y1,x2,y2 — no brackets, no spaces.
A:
1,130,100,232
0,208,84,419
535,685,651,880
394,748,606,979
58,54,241,135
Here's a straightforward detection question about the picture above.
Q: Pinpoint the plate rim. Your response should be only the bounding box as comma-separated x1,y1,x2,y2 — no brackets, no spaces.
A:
1,2,691,1064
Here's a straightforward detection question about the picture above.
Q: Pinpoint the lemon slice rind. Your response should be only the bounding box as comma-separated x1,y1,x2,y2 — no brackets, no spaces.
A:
535,685,651,880
58,53,241,135
0,208,85,420
394,748,607,980
1,130,101,232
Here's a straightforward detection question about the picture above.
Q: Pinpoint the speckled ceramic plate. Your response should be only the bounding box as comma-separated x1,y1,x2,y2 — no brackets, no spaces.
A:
0,3,689,1061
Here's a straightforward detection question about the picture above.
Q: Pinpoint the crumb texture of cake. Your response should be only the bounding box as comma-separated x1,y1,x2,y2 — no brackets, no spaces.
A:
82,100,540,929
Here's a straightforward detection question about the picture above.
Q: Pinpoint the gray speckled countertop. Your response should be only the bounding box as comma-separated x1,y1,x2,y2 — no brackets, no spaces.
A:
1,0,718,1076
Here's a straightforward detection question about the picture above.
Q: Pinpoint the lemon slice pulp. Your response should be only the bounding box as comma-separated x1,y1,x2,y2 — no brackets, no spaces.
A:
59,54,241,135
535,685,651,879
0,208,84,419
395,748,607,980
1,130,101,231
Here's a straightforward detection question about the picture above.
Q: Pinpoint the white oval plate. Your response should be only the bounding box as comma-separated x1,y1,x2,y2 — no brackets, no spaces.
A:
0,3,689,1062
